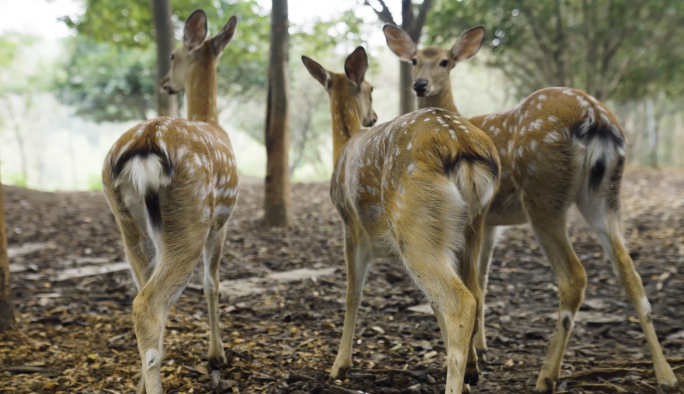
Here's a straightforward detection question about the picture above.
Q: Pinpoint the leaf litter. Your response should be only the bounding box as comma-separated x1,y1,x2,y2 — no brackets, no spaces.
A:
1,169,684,393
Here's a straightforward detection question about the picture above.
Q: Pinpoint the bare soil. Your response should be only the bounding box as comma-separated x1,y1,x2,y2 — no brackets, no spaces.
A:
1,168,684,393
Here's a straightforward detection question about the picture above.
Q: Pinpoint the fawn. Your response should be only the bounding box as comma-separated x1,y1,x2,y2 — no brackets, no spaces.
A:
303,47,500,393
102,10,238,394
384,24,679,393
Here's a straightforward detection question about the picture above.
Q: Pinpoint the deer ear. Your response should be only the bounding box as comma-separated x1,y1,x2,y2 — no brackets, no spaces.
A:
383,24,416,62
302,56,332,91
210,16,237,55
344,46,368,85
183,9,208,51
451,26,485,62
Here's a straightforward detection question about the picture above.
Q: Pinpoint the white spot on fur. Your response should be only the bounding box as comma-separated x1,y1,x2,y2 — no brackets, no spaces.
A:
538,94,547,101
117,140,133,161
530,140,537,151
407,162,415,174
548,115,558,123
201,206,211,222
544,131,560,143
407,142,412,150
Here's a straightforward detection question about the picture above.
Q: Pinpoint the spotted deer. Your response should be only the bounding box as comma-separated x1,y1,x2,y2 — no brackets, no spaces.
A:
384,24,680,393
302,47,500,393
102,11,239,394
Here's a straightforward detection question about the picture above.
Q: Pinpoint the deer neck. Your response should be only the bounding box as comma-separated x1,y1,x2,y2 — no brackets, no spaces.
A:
421,85,460,116
186,56,219,125
330,84,361,165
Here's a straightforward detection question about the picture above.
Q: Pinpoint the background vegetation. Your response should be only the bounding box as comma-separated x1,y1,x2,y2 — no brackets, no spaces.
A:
1,0,683,191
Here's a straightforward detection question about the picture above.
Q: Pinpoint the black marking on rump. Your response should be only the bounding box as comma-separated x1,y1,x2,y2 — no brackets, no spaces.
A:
112,132,174,179
144,190,162,232
442,152,500,181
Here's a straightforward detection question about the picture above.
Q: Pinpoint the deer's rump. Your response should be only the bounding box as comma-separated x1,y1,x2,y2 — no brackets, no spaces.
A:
331,108,500,245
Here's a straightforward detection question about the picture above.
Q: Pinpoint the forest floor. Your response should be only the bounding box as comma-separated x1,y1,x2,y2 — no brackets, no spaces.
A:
1,168,684,394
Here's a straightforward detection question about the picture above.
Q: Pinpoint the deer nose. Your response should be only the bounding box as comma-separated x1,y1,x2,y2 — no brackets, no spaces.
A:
413,79,428,94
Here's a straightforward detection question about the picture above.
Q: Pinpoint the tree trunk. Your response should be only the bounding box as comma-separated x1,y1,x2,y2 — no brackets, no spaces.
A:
264,0,293,227
646,99,657,168
151,0,178,117
399,61,415,115
0,184,17,332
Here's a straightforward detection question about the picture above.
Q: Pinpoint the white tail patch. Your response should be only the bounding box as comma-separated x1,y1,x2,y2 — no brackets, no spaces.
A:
117,156,171,196
454,162,496,212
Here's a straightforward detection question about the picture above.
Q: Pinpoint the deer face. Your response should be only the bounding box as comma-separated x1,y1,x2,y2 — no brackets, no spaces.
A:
161,10,237,95
384,25,486,98
302,46,378,130
343,73,377,128
411,47,453,98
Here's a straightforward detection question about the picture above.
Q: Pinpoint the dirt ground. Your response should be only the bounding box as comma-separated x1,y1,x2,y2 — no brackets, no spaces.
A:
1,168,684,394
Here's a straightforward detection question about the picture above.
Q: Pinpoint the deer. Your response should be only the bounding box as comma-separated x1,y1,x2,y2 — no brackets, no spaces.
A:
302,46,501,394
101,10,239,394
383,24,680,393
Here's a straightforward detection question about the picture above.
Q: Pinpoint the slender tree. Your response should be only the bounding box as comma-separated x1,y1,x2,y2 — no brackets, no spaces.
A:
150,0,178,117
264,0,293,227
365,0,432,115
0,184,16,332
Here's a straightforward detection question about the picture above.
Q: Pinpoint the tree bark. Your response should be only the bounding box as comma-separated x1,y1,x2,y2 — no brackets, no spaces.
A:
264,0,293,227
0,184,17,332
151,0,178,117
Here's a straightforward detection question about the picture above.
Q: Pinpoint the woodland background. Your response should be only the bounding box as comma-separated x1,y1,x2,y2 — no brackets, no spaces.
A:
0,0,683,191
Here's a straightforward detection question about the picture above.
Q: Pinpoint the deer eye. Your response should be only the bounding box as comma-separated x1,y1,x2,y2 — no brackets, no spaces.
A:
411,58,417,66
170,54,174,60
439,60,448,67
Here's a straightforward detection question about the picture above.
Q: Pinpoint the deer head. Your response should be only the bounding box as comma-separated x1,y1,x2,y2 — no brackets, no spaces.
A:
302,47,378,129
383,25,485,99
161,10,237,95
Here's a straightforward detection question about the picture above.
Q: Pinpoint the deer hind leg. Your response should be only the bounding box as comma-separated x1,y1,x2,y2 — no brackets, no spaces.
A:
472,225,498,362
577,200,679,391
134,234,207,394
133,186,212,394
454,213,488,389
203,224,228,369
330,226,372,379
402,245,476,394
528,215,587,394
107,188,157,291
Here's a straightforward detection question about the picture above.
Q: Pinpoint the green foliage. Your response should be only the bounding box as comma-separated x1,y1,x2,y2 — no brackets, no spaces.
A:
56,37,156,122
62,0,270,100
0,33,47,95
427,0,684,101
